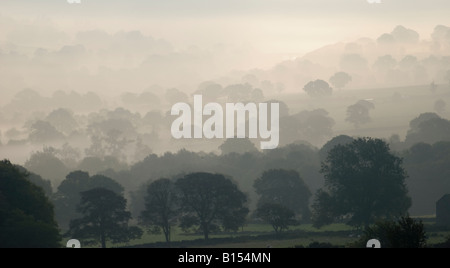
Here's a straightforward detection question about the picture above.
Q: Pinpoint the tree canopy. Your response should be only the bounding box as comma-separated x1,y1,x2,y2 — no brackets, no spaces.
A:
0,160,61,248
313,138,411,228
140,178,179,243
254,169,311,221
176,172,249,240
67,187,142,248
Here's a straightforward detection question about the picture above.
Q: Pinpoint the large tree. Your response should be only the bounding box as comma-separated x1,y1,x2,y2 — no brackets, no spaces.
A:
67,188,142,248
303,80,333,97
256,203,296,234
346,100,375,128
329,72,352,90
176,172,249,240
254,169,311,221
0,160,61,248
53,171,124,228
140,178,179,244
313,138,411,229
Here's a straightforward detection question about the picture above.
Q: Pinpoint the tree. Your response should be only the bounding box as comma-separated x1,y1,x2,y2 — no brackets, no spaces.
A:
0,160,61,248
346,100,375,128
67,188,142,248
28,120,65,143
140,179,179,244
24,150,69,187
303,80,333,97
15,165,53,197
313,138,411,229
45,108,79,135
219,138,258,155
254,169,311,221
434,99,446,114
256,203,296,234
53,171,124,229
357,216,426,248
319,135,354,161
329,72,352,90
405,114,450,146
176,173,249,240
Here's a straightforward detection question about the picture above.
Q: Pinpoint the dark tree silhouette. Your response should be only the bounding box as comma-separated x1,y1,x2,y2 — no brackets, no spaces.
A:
358,216,426,248
15,165,53,197
256,203,296,234
329,72,352,90
254,169,311,221
0,160,61,248
67,188,142,248
313,138,411,228
176,172,249,240
405,114,450,146
346,100,375,128
319,135,354,161
54,171,124,229
303,80,333,97
140,178,179,244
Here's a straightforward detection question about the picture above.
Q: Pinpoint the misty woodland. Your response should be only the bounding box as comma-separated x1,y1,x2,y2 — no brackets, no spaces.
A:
1,1,450,248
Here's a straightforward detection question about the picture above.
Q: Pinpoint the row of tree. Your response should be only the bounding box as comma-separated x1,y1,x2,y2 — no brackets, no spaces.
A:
0,136,441,247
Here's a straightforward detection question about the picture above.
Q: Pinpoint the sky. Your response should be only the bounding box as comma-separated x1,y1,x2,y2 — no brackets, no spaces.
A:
1,0,449,56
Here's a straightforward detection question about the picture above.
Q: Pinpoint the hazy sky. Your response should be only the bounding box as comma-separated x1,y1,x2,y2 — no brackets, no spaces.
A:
1,0,449,56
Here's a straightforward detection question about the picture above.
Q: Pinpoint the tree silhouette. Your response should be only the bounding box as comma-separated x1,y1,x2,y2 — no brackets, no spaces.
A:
358,216,426,248
67,188,142,248
313,138,411,228
54,171,124,229
329,72,352,90
140,178,179,244
254,169,311,221
346,100,375,128
434,99,446,114
176,172,248,240
0,160,61,248
303,80,333,97
256,203,296,234
219,138,258,155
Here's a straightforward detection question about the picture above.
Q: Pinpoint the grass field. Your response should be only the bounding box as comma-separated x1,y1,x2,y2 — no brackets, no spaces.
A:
103,220,450,248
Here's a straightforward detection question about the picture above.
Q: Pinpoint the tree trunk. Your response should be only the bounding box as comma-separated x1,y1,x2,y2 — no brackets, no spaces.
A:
202,222,209,240
101,233,106,248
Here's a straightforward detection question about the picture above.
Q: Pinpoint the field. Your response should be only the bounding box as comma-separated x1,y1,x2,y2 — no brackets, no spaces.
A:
104,220,450,248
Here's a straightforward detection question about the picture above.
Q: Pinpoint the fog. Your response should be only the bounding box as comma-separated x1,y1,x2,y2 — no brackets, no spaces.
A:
1,0,450,248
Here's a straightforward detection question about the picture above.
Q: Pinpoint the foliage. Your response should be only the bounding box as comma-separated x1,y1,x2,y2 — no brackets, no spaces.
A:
346,100,375,128
53,171,124,229
357,216,426,248
256,203,296,234
329,72,352,90
254,169,311,221
140,178,179,243
303,80,333,97
67,188,142,248
0,160,61,248
219,138,259,155
176,172,249,240
313,138,411,228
